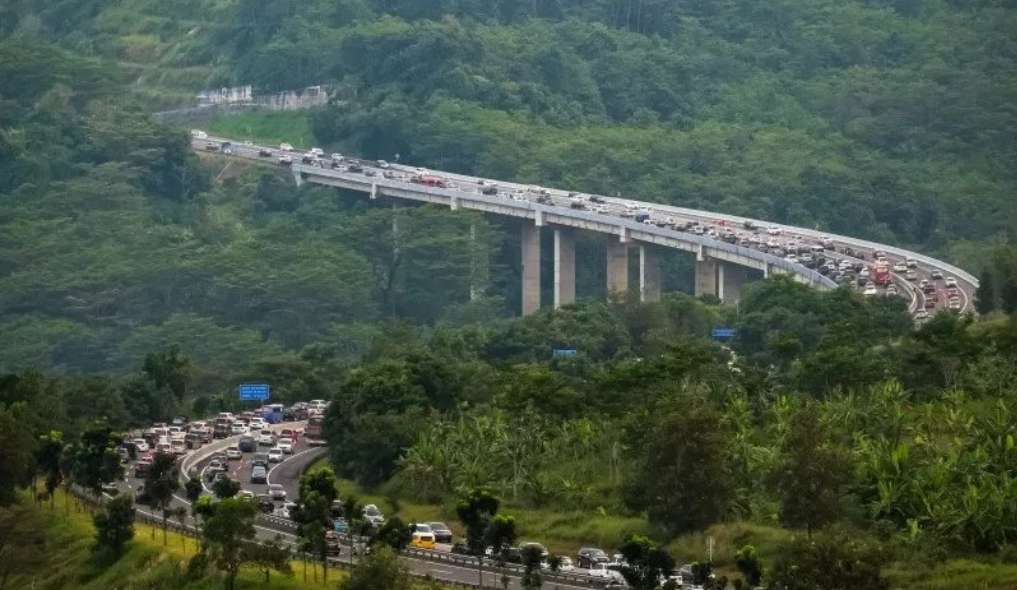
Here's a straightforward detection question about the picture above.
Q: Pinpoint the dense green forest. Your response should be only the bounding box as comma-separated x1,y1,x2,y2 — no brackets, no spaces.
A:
3,2,1017,587
2,0,1017,375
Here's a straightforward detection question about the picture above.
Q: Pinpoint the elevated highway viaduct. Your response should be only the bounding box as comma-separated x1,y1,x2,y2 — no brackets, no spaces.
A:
195,136,978,318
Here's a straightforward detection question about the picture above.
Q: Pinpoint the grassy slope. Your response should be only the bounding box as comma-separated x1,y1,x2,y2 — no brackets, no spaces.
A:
309,460,1017,589
9,491,343,590
205,111,315,148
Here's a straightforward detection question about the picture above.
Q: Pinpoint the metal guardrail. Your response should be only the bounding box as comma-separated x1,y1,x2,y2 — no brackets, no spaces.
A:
293,164,837,290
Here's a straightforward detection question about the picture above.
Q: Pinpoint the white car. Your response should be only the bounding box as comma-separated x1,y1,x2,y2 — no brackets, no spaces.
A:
268,448,284,463
226,447,242,460
132,439,149,453
258,433,275,446
863,285,878,296
190,129,208,139
377,160,390,169
268,484,287,500
331,153,344,162
280,143,294,151
231,424,248,435
310,147,324,156
893,262,908,272
277,439,293,454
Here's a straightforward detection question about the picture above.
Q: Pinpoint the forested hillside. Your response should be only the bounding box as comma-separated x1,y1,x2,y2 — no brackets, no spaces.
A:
7,0,1016,263
2,0,1015,375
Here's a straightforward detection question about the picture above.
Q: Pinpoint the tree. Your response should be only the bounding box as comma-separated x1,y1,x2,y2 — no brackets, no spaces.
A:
213,476,241,499
456,488,500,555
93,494,135,557
143,452,180,544
0,405,35,506
299,467,338,504
242,535,293,583
70,424,123,499
35,430,63,508
520,543,544,590
199,497,258,590
769,403,851,536
623,396,732,535
142,345,192,400
185,477,204,508
617,534,674,590
975,268,997,314
483,514,517,563
295,490,331,582
375,516,411,551
339,546,413,590
735,545,763,587
768,531,888,590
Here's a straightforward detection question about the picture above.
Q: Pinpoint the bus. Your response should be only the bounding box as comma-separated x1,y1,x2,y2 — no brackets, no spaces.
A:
262,404,284,424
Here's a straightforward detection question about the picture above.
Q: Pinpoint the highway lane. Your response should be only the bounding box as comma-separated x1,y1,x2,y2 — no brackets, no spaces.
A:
115,423,604,589
194,135,976,318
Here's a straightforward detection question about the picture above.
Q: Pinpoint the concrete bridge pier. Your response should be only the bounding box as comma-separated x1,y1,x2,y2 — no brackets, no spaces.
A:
695,258,719,298
718,263,751,304
639,245,661,303
521,224,542,316
554,229,576,309
607,239,630,297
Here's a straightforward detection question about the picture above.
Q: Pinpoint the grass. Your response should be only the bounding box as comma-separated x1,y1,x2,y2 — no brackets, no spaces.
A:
884,558,1017,590
8,490,345,590
206,111,316,148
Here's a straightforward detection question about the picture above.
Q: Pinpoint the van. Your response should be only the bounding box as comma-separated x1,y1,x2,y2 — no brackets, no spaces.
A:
411,531,436,550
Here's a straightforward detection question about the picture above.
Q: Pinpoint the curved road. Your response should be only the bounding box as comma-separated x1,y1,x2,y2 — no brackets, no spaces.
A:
194,135,977,319
113,424,598,589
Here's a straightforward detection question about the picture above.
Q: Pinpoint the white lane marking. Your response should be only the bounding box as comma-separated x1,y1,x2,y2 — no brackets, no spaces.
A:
267,446,323,486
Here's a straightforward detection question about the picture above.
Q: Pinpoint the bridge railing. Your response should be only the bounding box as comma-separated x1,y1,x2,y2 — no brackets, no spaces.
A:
296,165,838,290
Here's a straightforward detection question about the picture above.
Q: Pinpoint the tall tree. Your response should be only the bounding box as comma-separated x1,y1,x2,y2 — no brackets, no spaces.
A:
456,488,500,555
35,431,63,508
93,494,135,557
198,497,258,590
483,514,517,563
623,396,732,535
769,403,851,536
617,534,675,590
975,268,997,314
520,543,544,590
768,531,887,590
339,546,413,590
142,452,181,545
0,404,35,506
70,423,123,499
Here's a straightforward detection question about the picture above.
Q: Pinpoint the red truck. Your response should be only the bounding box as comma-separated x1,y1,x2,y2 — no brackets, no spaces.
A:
873,261,892,286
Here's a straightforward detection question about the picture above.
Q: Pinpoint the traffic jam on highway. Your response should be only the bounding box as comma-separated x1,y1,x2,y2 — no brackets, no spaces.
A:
193,130,972,321
111,400,695,589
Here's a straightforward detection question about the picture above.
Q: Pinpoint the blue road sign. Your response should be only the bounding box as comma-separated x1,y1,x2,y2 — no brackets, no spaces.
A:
711,328,737,340
239,383,270,401
553,348,578,358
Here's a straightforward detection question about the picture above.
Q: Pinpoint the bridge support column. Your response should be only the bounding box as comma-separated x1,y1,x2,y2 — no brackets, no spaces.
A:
695,258,719,298
607,239,630,298
292,167,304,188
521,224,542,316
554,229,576,309
639,245,661,303
470,223,489,301
718,263,750,304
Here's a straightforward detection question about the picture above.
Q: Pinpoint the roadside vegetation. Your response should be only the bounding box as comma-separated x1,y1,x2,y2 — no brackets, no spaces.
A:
3,2,1017,589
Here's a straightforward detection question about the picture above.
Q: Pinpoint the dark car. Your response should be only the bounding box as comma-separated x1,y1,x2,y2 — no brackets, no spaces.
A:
258,149,272,157
238,436,256,453
428,522,453,543
589,195,606,204
578,547,609,569
252,453,269,468
347,164,364,173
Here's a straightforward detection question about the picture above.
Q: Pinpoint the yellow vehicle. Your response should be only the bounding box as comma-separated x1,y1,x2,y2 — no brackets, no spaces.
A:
411,531,436,550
